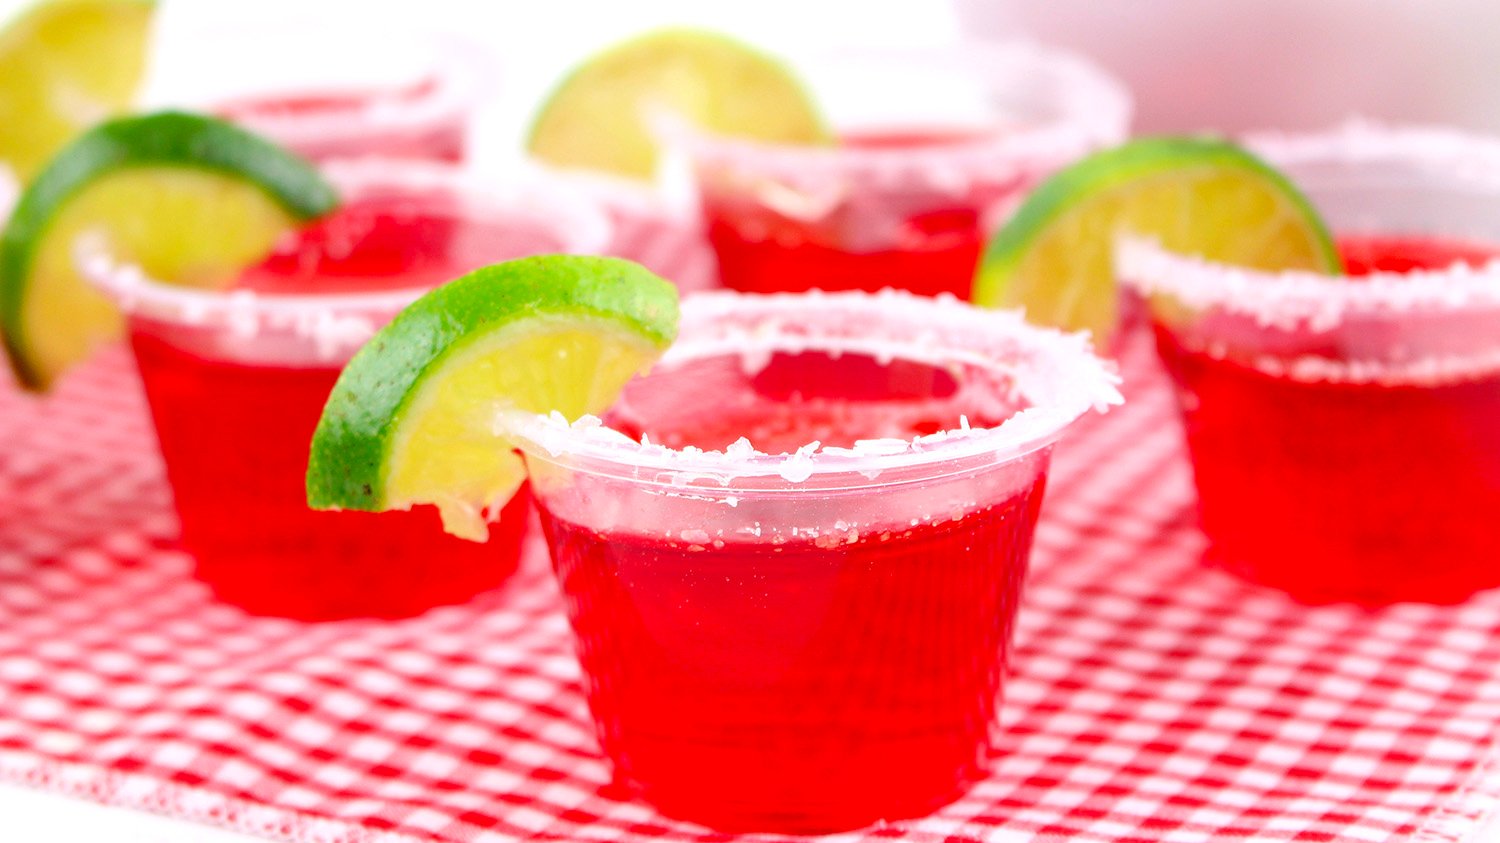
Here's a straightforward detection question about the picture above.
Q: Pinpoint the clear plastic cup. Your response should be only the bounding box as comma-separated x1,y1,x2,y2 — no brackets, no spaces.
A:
148,19,493,162
80,159,608,620
1118,123,1500,604
660,42,1131,299
506,290,1120,831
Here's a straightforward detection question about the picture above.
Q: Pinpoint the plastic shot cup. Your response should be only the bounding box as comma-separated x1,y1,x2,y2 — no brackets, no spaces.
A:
505,290,1120,832
1118,123,1500,604
149,19,493,163
660,42,1131,299
81,159,608,620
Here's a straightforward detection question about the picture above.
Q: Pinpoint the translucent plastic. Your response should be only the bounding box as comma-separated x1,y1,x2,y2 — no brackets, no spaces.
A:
510,291,1119,832
82,160,609,620
661,42,1131,299
148,20,493,163
1119,123,1500,604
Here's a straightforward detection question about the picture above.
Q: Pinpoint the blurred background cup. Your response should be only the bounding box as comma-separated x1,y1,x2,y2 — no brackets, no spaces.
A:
1118,124,1500,604
143,17,494,163
660,41,1131,299
80,159,609,620
506,7,986,296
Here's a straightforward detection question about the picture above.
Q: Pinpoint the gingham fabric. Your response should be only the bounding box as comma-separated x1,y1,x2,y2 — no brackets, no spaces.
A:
5,282,1500,841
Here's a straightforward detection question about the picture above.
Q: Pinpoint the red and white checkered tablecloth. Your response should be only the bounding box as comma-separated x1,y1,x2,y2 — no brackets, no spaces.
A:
5,267,1500,840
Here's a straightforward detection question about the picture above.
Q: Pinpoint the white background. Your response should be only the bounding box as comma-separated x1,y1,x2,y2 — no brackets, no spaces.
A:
136,0,962,176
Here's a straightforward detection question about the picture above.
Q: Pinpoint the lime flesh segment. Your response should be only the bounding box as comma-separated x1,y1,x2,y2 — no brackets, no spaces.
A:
973,137,1342,344
0,111,338,390
0,0,156,180
306,256,680,541
526,27,831,179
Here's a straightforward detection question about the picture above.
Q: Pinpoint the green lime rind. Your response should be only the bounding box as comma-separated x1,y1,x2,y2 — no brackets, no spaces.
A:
526,26,832,179
0,110,338,386
306,255,680,512
973,136,1342,340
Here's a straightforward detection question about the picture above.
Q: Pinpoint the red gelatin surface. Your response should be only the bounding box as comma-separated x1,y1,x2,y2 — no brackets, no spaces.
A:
239,192,465,294
1337,233,1500,275
608,349,1016,453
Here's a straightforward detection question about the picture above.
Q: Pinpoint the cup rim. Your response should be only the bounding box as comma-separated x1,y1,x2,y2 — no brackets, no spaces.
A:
1119,123,1500,328
79,156,613,328
192,23,496,144
654,40,1132,178
1248,119,1500,188
507,289,1121,488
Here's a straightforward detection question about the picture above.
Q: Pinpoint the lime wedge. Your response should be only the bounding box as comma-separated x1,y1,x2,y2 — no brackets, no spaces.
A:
306,256,679,541
0,110,338,390
526,27,830,179
0,0,156,180
973,136,1341,344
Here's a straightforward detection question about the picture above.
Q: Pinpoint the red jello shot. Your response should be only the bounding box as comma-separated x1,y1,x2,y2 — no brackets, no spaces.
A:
154,20,491,162
505,291,1120,831
662,43,1130,298
81,159,608,620
1119,124,1500,604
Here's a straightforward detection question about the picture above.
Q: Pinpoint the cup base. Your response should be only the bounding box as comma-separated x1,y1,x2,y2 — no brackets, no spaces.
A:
1207,549,1500,607
627,773,980,835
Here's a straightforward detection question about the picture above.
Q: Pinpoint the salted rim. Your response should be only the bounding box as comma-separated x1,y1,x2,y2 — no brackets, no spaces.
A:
1247,119,1500,189
198,25,494,144
655,41,1131,181
1117,233,1500,332
1117,123,1500,330
506,289,1122,486
78,156,611,333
